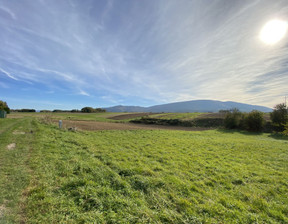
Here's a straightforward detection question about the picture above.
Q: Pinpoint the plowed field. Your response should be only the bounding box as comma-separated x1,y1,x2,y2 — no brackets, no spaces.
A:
60,120,212,131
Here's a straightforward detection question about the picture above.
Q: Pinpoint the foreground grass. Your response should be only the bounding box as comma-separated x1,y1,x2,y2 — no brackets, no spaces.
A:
1,118,288,223
0,118,35,223
26,121,287,223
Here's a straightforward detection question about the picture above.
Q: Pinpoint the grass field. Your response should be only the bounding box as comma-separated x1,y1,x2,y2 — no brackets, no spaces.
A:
9,112,123,123
0,115,288,223
9,112,204,123
148,113,203,120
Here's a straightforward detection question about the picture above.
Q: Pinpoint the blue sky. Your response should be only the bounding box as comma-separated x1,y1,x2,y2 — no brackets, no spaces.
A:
1,0,288,110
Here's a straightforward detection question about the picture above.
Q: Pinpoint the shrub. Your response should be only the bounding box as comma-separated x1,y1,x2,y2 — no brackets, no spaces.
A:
0,100,10,114
18,109,36,112
224,109,243,129
81,107,95,113
81,107,106,113
244,110,265,132
270,103,288,131
40,110,52,113
283,124,288,136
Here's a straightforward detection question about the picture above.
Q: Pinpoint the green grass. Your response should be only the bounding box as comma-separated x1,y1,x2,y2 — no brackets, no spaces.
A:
149,113,203,120
1,117,288,223
0,118,36,223
51,112,121,122
9,112,125,123
9,112,204,123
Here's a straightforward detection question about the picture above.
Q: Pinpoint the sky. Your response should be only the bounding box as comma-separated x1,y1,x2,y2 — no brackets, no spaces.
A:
1,0,288,110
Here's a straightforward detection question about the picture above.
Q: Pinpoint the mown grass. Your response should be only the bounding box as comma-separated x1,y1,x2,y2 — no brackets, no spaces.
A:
0,118,36,223
23,121,288,223
1,117,288,223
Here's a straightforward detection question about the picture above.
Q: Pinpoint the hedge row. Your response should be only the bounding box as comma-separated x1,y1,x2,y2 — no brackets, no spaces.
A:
130,117,224,128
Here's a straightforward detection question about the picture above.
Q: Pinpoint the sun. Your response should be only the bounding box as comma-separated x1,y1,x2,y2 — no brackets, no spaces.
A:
260,19,288,45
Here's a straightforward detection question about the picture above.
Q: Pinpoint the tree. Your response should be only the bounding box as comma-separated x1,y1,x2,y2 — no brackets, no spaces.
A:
19,109,36,112
224,108,243,129
95,108,106,113
0,100,10,114
81,107,106,113
270,103,288,131
244,110,265,132
81,107,95,113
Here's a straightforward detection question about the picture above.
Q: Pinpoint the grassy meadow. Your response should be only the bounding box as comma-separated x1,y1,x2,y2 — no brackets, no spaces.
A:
0,114,287,223
9,112,120,123
148,113,203,120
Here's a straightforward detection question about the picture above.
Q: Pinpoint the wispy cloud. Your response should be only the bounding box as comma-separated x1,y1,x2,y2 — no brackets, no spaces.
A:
1,0,288,109
0,67,18,80
78,90,90,97
0,5,16,20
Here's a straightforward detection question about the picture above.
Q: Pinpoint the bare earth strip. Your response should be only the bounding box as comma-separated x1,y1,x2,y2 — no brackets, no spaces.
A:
108,113,159,120
61,120,212,131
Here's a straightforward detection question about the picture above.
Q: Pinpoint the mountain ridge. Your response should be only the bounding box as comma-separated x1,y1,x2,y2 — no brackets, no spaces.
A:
105,100,272,113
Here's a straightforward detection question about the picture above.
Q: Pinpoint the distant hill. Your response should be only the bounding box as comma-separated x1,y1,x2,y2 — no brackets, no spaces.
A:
105,100,272,113
106,105,147,112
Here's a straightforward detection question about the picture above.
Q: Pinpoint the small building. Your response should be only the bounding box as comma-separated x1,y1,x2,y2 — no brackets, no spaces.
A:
0,110,7,118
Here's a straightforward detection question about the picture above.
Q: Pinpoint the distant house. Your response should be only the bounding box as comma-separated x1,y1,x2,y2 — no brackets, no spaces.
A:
0,110,7,118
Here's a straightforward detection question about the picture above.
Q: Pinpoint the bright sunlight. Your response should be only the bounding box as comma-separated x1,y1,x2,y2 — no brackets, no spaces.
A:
260,19,288,45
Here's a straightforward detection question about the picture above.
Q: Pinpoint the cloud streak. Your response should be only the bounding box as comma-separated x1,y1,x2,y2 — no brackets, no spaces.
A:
1,0,288,109
0,67,18,80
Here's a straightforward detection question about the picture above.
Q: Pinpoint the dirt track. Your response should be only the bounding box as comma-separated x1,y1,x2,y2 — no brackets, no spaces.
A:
61,120,212,131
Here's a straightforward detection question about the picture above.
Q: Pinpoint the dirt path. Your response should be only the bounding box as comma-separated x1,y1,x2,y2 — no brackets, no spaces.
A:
61,120,212,131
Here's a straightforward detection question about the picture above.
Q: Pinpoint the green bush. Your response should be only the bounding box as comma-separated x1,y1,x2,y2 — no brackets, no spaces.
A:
0,100,10,114
130,117,224,128
270,103,288,131
81,107,95,113
283,123,288,136
244,110,265,132
81,107,106,113
224,109,243,129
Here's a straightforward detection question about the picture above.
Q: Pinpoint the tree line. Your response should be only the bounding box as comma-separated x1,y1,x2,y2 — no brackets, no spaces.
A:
43,107,106,113
223,103,288,133
0,101,107,113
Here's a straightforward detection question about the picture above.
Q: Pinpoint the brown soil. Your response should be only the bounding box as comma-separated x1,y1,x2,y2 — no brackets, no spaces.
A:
108,113,159,120
7,143,16,150
13,131,25,135
60,120,212,131
0,204,6,219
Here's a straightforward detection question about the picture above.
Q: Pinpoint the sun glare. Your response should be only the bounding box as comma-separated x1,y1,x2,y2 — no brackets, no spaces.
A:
260,19,288,45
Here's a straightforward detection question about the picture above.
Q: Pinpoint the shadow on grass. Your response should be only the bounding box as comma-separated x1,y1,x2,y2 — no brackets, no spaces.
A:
268,132,288,140
217,128,288,141
217,128,264,136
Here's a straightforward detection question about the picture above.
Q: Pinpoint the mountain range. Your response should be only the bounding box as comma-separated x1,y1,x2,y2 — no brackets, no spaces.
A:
105,100,272,113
